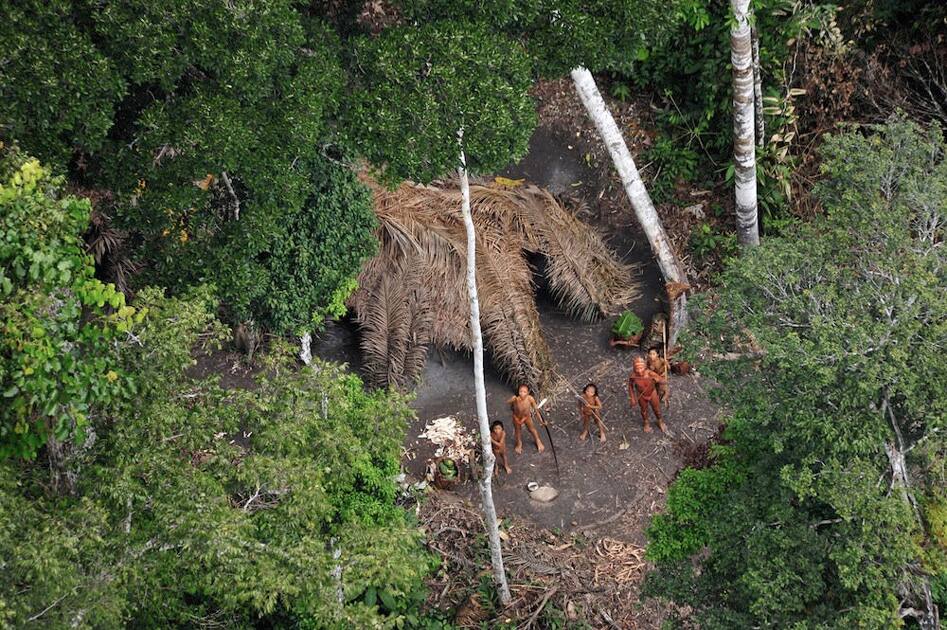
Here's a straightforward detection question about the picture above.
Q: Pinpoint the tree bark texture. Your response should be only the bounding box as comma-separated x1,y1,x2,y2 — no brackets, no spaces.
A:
458,129,512,606
751,26,765,148
570,67,689,346
731,0,760,246
47,432,76,496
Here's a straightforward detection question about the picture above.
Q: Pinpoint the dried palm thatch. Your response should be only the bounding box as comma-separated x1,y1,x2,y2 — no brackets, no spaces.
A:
350,176,639,391
84,205,140,296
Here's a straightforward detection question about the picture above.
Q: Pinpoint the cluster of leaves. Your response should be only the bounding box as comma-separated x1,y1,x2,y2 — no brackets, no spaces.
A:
0,1,372,335
395,0,680,77
641,133,700,202
645,120,947,626
170,157,378,333
689,221,738,265
344,20,537,185
1,285,437,627
0,145,137,460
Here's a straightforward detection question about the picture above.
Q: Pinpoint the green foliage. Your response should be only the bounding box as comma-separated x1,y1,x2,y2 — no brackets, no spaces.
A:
647,459,742,562
610,82,632,102
1,1,374,334
642,134,699,202
612,311,644,338
0,287,436,627
631,0,816,152
158,156,378,333
629,1,839,215
645,120,947,627
0,1,125,161
0,147,135,460
345,20,536,184
689,222,738,263
396,0,682,76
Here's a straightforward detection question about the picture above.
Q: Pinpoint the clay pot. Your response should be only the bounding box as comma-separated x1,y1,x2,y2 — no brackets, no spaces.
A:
671,360,691,375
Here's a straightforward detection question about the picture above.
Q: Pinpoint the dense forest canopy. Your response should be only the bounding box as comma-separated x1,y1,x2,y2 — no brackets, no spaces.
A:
1,0,945,627
645,120,947,628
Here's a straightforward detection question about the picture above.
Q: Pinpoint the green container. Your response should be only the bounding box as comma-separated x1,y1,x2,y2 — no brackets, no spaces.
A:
438,458,458,479
612,311,643,339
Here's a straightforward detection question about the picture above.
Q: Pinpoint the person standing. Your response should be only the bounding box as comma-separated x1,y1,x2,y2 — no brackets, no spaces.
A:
628,356,667,433
647,348,670,405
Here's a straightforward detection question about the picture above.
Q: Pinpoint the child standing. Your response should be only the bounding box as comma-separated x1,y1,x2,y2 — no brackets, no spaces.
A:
578,383,605,443
490,420,512,475
646,348,670,405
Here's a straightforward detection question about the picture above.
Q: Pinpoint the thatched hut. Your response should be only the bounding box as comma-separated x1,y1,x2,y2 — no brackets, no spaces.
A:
350,177,640,391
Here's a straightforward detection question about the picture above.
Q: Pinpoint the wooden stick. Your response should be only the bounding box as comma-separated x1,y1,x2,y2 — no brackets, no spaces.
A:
524,586,559,629
662,320,670,408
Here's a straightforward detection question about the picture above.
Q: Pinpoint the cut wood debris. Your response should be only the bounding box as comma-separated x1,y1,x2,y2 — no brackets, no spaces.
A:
418,416,476,464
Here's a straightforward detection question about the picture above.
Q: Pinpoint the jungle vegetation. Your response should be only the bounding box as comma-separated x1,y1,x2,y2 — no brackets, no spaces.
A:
1,0,945,627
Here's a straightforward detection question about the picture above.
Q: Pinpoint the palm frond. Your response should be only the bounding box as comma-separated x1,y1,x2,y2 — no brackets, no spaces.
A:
475,184,639,320
352,175,640,391
474,228,554,390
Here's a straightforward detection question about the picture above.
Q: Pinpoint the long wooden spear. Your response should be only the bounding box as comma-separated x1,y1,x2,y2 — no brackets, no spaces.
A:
662,321,670,408
534,399,560,478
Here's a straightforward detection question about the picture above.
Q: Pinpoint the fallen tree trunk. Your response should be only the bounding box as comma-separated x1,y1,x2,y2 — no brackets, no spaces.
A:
882,390,939,630
570,67,689,346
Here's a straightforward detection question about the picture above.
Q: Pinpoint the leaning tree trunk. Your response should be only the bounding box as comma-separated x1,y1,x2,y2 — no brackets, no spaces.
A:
751,26,765,148
570,67,689,347
731,0,760,246
457,128,512,606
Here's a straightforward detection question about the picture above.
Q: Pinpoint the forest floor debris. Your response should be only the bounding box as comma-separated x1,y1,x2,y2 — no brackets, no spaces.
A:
417,492,686,628
419,415,477,464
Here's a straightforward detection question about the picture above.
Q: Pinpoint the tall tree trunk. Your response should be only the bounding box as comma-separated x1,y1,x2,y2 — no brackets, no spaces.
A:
731,0,760,246
457,129,512,606
47,432,76,496
570,67,689,346
751,26,765,148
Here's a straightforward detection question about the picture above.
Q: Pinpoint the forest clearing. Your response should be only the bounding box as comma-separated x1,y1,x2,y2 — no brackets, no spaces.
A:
2,1,945,629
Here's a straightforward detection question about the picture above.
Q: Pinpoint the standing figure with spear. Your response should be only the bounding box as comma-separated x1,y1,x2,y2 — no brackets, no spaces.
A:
507,384,546,455
507,385,561,478
578,383,606,444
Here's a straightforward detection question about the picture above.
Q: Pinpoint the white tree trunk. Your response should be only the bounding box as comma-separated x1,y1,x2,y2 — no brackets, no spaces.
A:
570,67,689,346
751,26,765,148
299,332,312,365
731,0,760,246
457,129,512,606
